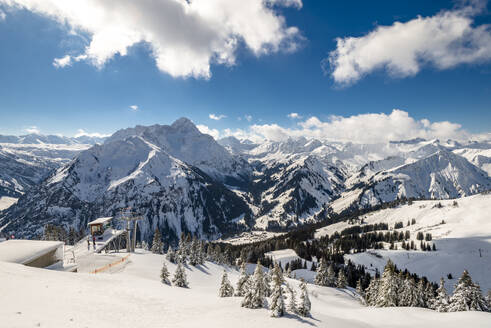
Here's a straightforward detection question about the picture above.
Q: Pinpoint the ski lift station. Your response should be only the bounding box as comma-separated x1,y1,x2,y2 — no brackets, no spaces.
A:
88,216,113,238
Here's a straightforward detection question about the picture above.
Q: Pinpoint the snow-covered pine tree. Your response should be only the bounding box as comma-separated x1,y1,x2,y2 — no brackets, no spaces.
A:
177,236,188,263
298,279,311,317
165,247,177,263
417,279,428,308
487,290,491,309
151,227,163,254
219,271,234,297
285,283,297,314
375,260,399,307
263,266,272,297
448,270,489,312
270,263,285,317
433,278,449,312
189,237,199,266
314,258,328,286
337,269,348,289
286,265,292,278
327,262,337,287
141,240,149,251
365,277,379,306
172,261,189,288
198,240,206,265
251,260,267,308
160,261,170,284
235,262,250,296
356,279,365,304
424,281,436,309
242,260,266,309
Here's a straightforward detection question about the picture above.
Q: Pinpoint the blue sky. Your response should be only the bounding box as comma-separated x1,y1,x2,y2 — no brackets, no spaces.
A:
0,0,490,141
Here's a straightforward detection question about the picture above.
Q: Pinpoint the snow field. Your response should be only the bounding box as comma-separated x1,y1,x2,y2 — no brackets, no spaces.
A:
2,249,490,327
315,193,491,292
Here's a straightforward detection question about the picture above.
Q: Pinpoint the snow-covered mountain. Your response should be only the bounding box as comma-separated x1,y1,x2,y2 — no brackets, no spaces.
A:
106,118,251,186
1,120,252,241
2,119,490,239
0,133,106,145
0,142,92,198
0,133,104,198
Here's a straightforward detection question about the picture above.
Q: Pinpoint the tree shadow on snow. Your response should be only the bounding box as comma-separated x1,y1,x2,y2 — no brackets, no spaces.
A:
284,313,319,326
184,263,211,275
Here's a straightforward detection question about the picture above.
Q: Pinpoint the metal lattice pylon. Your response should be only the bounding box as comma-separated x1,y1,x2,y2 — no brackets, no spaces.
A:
119,207,143,253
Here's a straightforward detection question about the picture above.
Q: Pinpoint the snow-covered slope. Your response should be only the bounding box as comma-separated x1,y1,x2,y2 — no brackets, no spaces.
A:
1,251,488,328
316,193,491,292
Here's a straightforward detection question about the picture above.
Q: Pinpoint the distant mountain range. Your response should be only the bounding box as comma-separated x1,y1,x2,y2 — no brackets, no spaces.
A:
0,133,106,145
1,119,490,242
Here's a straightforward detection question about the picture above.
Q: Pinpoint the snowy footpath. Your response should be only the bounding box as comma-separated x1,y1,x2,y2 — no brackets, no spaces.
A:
1,250,489,328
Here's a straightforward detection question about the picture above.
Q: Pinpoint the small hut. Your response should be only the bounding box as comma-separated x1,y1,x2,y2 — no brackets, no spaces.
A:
87,217,113,237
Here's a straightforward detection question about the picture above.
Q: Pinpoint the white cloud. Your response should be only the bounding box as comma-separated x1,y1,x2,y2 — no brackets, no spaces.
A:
25,126,40,134
266,0,302,9
74,129,109,138
2,0,302,79
244,115,252,122
223,109,476,144
0,9,6,21
326,3,491,85
209,113,226,121
53,55,72,68
287,112,302,119
53,54,87,68
129,105,139,111
196,124,220,139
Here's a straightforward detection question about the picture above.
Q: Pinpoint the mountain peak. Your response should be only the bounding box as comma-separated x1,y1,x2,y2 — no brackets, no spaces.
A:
171,117,200,134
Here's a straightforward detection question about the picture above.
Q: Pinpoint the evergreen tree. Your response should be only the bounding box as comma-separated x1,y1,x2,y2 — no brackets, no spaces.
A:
376,260,399,307
263,267,272,297
219,271,234,297
151,228,163,254
365,277,379,306
337,269,348,289
160,261,170,284
172,261,189,288
434,278,449,312
486,290,491,309
327,262,337,287
270,263,285,317
166,247,177,263
285,283,297,314
297,279,311,317
286,265,292,279
198,240,206,265
189,237,199,266
448,270,489,312
235,262,250,297
241,260,266,309
177,236,188,263
314,258,328,286
417,279,428,308
356,279,365,304
424,281,436,309
399,275,423,307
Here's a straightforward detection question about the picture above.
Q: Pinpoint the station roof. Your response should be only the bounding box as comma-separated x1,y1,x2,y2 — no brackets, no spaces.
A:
87,217,113,226
0,240,63,264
